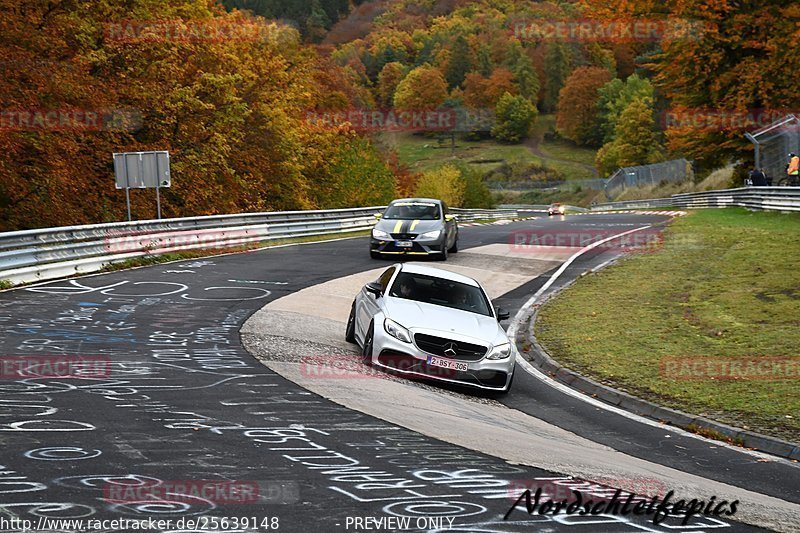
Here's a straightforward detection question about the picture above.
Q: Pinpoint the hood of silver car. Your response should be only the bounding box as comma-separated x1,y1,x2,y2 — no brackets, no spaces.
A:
375,218,442,235
383,296,506,346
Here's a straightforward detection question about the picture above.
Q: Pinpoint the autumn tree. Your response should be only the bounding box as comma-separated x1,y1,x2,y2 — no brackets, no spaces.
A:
306,132,396,208
476,45,493,76
556,67,613,146
506,40,539,103
463,68,517,109
414,164,465,207
542,43,571,112
458,165,494,208
492,93,537,143
596,97,664,175
222,0,350,41
393,64,448,111
0,0,397,229
445,35,472,89
597,74,655,144
581,0,800,171
377,62,406,107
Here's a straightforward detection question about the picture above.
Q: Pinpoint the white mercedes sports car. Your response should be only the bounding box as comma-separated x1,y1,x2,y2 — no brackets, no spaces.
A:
345,263,515,393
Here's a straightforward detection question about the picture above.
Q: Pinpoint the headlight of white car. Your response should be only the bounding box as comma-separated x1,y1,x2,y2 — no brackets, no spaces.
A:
384,318,412,343
372,228,391,240
486,342,512,360
420,230,441,239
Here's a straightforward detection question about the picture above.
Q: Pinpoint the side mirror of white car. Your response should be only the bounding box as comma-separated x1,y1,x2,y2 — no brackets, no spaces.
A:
496,307,510,321
365,281,383,297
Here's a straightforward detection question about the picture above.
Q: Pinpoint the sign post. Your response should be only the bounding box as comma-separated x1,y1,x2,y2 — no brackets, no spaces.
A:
113,151,171,221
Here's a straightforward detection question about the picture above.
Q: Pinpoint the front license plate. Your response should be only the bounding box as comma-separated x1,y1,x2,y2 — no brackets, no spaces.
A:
427,356,468,372
396,241,413,248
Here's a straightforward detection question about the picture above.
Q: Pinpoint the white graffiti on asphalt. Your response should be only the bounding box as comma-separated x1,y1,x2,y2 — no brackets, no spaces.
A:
25,280,270,301
24,447,102,461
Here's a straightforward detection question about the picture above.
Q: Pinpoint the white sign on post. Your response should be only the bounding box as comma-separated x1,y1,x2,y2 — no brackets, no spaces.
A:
113,151,171,220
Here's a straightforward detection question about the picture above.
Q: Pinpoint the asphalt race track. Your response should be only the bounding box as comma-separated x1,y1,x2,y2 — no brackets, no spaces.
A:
0,213,796,532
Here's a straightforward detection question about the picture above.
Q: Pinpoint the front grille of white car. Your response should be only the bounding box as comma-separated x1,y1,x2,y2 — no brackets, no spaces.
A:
413,333,487,361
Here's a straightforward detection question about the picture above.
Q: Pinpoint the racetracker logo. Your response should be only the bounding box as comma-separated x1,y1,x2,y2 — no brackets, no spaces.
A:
508,229,667,254
0,109,142,132
103,480,263,504
0,356,111,379
104,19,284,43
507,477,666,503
299,354,459,381
661,109,800,132
510,18,707,43
103,228,256,255
304,107,496,133
661,357,799,381
304,108,457,133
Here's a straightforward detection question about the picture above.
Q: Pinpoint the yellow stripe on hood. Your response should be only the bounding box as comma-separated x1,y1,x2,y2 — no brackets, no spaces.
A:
392,220,403,233
410,220,420,231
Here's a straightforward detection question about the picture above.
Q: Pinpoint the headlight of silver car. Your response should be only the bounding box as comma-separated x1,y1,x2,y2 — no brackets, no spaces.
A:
372,228,391,240
486,342,512,360
420,230,441,239
384,318,412,343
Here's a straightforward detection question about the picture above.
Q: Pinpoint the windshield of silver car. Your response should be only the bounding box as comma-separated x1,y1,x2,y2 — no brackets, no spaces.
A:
388,272,492,317
382,202,440,220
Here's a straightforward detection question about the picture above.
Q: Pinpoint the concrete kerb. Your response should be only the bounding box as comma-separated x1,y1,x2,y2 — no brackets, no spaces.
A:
514,274,800,462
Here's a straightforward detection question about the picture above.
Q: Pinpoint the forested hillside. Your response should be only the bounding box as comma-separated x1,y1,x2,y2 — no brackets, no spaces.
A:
0,0,395,230
1,0,797,230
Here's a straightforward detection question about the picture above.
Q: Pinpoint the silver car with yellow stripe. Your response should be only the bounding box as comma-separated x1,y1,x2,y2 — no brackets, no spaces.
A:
370,198,458,260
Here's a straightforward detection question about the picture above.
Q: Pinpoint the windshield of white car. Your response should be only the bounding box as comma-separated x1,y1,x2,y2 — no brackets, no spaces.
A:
388,272,492,317
382,202,440,220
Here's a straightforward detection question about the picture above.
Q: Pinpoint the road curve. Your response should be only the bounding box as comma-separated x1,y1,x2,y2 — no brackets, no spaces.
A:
0,214,793,533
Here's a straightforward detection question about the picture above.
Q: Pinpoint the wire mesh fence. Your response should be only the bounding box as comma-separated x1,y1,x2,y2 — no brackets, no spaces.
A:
745,115,800,185
603,159,692,198
484,178,608,191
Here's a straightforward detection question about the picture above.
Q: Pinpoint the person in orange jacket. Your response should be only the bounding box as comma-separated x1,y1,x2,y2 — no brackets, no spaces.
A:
787,153,800,183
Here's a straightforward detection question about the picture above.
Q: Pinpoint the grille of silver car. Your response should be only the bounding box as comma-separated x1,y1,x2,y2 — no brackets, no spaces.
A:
413,333,487,361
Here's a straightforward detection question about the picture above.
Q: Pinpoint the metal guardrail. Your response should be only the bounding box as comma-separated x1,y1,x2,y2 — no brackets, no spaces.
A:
592,186,800,212
0,206,520,286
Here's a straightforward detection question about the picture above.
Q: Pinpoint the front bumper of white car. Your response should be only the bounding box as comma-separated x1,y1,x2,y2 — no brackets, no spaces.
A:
366,324,515,391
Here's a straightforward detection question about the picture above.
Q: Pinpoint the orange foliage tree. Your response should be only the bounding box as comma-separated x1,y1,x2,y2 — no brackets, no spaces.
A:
556,67,613,146
0,0,396,230
463,68,518,110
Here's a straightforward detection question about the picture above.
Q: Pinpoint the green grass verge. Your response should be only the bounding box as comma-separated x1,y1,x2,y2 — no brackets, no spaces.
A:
535,208,800,443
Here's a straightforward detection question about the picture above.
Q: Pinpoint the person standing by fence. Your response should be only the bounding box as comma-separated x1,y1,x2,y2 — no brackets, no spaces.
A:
748,167,767,186
785,153,800,185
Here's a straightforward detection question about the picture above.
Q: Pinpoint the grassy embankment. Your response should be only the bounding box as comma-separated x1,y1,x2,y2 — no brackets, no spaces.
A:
536,208,800,443
380,114,597,179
